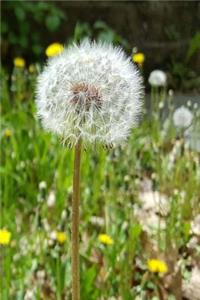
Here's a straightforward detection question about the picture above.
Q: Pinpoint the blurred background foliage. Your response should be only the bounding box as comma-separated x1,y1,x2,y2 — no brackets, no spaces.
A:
1,0,200,91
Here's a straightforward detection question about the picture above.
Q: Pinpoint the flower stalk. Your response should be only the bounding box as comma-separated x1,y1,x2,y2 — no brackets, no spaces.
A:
72,139,82,300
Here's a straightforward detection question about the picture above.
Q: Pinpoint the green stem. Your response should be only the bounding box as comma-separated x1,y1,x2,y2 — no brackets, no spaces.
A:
72,139,82,300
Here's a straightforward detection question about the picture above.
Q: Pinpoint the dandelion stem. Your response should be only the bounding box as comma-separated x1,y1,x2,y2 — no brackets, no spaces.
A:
72,139,82,300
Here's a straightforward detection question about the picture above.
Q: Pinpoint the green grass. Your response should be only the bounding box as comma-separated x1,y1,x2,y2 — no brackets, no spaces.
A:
0,66,200,299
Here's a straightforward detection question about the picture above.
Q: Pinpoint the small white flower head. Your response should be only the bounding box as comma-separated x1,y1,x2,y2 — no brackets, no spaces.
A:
148,70,167,87
173,105,193,129
36,40,143,147
39,181,47,190
47,191,56,207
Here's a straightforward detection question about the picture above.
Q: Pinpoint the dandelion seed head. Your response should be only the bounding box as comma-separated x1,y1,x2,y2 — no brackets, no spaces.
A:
36,40,143,147
148,70,167,87
173,106,193,129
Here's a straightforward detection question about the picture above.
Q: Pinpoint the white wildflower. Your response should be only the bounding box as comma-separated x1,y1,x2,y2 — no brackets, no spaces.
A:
36,40,143,146
24,289,36,300
90,216,105,227
50,231,57,240
36,270,46,283
191,214,200,236
187,236,198,249
47,191,56,207
148,70,167,87
39,181,47,190
173,106,193,129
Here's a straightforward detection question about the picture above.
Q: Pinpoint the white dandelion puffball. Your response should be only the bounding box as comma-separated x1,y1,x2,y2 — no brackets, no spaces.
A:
148,70,167,87
173,106,193,129
36,40,143,146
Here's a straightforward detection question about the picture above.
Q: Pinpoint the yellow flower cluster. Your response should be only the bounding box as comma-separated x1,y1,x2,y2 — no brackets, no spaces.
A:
132,52,145,66
13,57,25,68
98,234,113,245
0,229,11,245
45,43,64,57
56,231,67,244
147,259,168,274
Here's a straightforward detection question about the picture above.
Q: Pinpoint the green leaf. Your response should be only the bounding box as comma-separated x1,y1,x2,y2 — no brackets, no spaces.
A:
45,15,60,32
1,21,8,34
15,6,26,21
186,32,200,61
32,44,43,55
97,31,115,43
81,265,97,298
94,20,108,30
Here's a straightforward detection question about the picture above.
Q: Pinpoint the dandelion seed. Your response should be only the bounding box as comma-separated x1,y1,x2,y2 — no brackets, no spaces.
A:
13,57,25,68
36,40,143,147
148,70,167,87
56,231,67,244
173,106,193,129
45,42,64,57
98,234,114,245
147,259,168,274
0,229,11,245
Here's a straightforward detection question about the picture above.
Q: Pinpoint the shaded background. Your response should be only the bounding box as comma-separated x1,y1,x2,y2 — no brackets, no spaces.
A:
2,1,200,91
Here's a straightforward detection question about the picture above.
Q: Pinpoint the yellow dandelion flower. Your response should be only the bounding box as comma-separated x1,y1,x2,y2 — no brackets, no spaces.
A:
147,259,168,274
0,229,11,245
132,52,145,66
56,231,67,244
14,57,25,68
4,129,12,138
45,43,64,57
98,234,113,245
29,64,35,73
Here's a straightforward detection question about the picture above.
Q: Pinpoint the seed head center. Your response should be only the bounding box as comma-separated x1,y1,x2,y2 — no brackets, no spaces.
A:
71,83,102,110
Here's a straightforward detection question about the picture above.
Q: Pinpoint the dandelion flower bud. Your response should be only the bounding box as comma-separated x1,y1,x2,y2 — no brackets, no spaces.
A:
36,40,143,146
13,57,25,68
